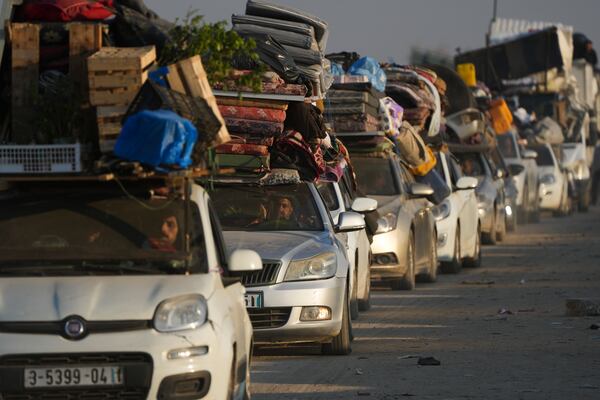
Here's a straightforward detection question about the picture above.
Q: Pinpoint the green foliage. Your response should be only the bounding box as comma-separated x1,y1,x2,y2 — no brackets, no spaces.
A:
159,12,265,92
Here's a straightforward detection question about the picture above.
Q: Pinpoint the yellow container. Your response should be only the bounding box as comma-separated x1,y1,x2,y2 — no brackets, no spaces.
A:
457,63,477,87
489,98,514,135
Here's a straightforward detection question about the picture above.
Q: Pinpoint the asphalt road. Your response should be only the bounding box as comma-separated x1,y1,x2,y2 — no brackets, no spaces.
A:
250,207,600,400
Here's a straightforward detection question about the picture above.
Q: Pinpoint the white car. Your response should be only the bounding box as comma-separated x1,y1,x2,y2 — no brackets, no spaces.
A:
0,179,261,400
529,144,570,216
317,174,377,316
434,151,481,272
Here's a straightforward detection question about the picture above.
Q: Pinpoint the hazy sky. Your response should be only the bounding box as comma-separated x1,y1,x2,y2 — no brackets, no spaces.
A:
145,0,599,64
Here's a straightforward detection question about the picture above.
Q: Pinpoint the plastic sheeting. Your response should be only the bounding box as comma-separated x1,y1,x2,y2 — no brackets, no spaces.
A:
116,110,198,168
348,57,387,92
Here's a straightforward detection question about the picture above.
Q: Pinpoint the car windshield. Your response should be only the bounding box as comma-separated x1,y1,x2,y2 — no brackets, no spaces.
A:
497,134,518,158
456,153,486,177
529,146,554,166
209,184,324,231
352,157,400,196
0,182,206,274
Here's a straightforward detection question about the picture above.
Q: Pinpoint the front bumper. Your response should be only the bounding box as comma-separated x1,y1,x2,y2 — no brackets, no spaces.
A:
539,182,562,210
248,277,346,344
0,324,231,399
369,229,407,280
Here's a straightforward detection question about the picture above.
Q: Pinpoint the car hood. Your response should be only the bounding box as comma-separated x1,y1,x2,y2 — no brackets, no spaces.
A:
224,230,335,261
0,275,218,321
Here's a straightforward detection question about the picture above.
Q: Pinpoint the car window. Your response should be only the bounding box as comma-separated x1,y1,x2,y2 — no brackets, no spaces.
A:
456,152,489,177
342,167,357,198
316,182,340,211
339,180,353,209
209,184,324,232
352,157,400,196
528,145,555,166
0,182,208,274
448,156,464,185
207,200,229,273
497,134,518,158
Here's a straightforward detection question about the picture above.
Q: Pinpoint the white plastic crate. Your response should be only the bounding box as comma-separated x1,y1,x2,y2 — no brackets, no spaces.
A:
0,144,82,174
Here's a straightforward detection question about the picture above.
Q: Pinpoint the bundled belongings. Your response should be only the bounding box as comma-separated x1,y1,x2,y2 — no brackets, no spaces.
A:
232,0,330,98
532,116,565,145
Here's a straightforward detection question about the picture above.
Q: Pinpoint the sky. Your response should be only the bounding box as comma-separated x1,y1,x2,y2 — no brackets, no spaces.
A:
144,0,600,64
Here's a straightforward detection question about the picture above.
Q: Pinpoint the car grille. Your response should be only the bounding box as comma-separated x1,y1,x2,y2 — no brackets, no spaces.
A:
0,353,152,400
239,262,281,287
247,307,292,329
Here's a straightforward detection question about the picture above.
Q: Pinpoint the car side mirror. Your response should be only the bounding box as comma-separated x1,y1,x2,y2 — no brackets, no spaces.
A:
456,176,478,190
351,197,378,213
522,150,538,160
228,249,263,272
408,183,434,198
508,164,525,176
335,211,366,233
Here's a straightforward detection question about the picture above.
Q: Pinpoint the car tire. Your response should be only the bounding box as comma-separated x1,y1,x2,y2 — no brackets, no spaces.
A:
420,230,438,282
350,269,359,321
321,289,352,355
496,211,506,242
481,211,497,245
554,187,569,217
358,263,371,312
441,227,462,274
391,231,415,290
579,186,591,213
463,224,482,268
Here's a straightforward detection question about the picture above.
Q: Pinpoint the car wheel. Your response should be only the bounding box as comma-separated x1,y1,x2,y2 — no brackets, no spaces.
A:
554,188,569,217
358,262,371,312
496,210,506,242
350,268,359,321
391,231,415,290
441,226,461,274
481,210,497,245
518,183,529,224
321,289,352,355
420,230,438,282
528,197,541,223
463,224,482,268
579,185,591,213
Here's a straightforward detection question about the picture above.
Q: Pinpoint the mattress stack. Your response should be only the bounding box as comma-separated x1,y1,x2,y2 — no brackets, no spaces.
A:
232,0,330,98
324,83,384,133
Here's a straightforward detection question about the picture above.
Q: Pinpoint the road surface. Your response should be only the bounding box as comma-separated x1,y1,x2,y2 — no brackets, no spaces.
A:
251,207,600,400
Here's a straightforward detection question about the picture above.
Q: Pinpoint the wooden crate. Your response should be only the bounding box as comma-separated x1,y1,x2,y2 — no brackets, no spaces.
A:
96,105,128,153
166,55,230,147
88,46,155,107
10,22,103,143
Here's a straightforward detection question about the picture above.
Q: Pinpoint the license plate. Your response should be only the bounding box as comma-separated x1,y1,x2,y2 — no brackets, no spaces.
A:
24,366,123,388
245,292,263,309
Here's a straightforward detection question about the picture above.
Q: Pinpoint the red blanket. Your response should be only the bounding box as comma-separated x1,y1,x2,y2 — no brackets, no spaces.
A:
218,105,286,123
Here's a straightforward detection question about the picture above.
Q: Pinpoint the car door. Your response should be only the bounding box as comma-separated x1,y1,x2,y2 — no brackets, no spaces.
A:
448,154,478,250
396,160,430,268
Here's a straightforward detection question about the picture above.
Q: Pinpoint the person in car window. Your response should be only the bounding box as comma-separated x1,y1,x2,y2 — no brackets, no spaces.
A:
147,215,179,252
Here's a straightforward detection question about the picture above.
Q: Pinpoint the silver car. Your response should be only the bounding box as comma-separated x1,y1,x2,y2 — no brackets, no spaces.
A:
351,153,438,290
497,131,540,223
454,150,507,245
208,179,365,355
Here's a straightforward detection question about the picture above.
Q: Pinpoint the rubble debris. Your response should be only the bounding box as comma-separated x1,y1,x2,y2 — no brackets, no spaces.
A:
417,356,441,366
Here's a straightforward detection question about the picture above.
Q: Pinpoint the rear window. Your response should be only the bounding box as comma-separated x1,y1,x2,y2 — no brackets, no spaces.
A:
352,157,400,196
529,146,554,166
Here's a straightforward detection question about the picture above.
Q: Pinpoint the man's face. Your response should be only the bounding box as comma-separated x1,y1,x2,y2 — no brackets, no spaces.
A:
161,216,179,245
277,198,294,220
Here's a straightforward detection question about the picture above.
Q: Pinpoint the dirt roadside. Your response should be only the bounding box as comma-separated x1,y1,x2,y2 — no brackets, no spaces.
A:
250,207,600,400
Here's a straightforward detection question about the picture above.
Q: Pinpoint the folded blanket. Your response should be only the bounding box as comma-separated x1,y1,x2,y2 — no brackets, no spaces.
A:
216,97,288,110
218,105,286,122
225,118,284,136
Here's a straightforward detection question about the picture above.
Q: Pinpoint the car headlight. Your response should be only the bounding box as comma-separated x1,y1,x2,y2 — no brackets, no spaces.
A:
154,295,208,332
284,252,337,282
540,174,556,185
375,212,398,234
432,200,451,221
